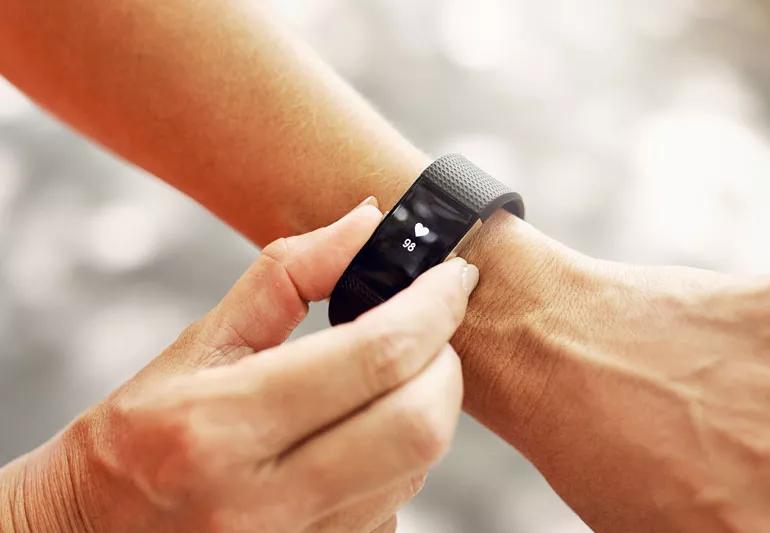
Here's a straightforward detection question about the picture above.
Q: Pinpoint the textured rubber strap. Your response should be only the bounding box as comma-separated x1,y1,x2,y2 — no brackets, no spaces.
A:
422,154,525,220
328,154,525,325
328,272,384,325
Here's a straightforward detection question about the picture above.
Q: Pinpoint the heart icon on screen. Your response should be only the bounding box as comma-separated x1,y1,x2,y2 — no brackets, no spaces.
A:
414,223,430,238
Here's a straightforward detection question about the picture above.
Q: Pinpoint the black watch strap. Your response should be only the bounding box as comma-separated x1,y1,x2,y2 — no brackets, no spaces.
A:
328,153,525,325
422,154,525,221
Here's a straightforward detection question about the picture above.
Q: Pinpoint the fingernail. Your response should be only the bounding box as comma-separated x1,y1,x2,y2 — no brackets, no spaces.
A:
461,263,480,294
356,195,379,209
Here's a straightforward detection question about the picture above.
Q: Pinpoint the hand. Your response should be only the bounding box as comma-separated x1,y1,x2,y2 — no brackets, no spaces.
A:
455,216,770,532
3,200,478,533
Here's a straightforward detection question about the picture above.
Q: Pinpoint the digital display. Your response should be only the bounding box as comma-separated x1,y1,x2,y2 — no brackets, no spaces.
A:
347,179,476,300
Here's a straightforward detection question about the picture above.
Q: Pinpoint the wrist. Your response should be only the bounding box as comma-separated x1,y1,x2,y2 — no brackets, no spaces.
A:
0,455,29,533
0,417,101,533
454,211,599,454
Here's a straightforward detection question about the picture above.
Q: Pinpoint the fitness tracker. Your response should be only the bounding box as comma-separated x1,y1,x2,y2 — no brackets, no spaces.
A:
328,153,525,326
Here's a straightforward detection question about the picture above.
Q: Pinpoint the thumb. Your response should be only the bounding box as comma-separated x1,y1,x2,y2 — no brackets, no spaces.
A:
204,197,382,352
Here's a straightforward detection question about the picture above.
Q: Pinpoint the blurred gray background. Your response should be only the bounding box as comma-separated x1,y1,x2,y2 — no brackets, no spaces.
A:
3,1,770,531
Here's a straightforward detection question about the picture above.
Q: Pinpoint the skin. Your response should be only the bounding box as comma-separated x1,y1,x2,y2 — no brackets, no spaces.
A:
2,1,770,531
0,201,479,532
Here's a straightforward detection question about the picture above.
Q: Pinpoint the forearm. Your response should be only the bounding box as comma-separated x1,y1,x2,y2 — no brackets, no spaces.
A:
0,0,566,451
0,0,424,241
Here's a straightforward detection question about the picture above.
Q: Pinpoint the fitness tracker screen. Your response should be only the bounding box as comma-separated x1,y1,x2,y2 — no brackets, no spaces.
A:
330,154,525,326
347,180,476,299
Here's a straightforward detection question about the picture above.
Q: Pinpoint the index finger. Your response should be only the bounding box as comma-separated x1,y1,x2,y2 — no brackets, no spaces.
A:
217,256,479,455
202,198,382,353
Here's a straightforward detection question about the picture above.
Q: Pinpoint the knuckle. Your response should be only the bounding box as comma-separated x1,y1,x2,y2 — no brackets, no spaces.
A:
396,403,451,465
260,237,291,264
170,320,205,350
